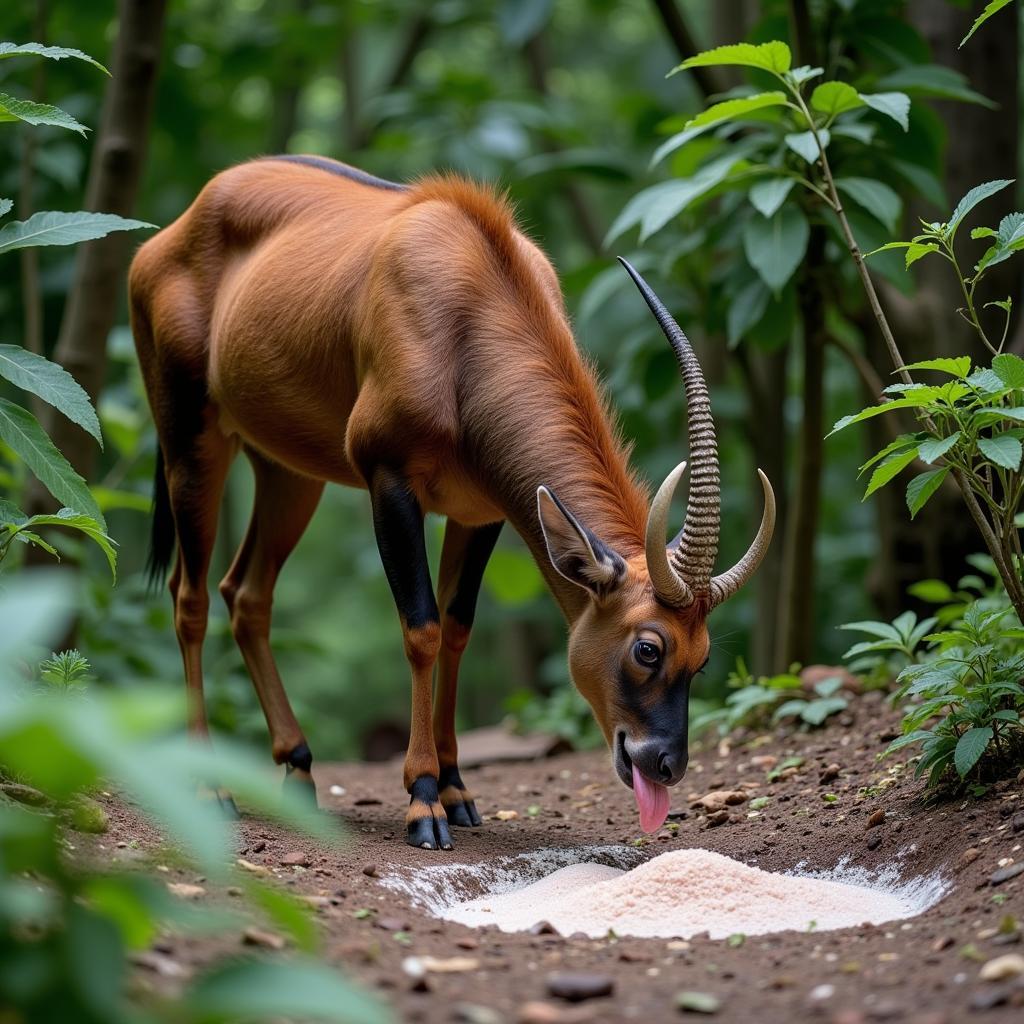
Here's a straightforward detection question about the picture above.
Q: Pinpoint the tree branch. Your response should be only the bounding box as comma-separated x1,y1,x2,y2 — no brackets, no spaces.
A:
649,0,727,97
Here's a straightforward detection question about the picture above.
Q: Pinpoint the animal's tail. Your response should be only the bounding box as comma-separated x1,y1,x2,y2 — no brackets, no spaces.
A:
146,446,175,590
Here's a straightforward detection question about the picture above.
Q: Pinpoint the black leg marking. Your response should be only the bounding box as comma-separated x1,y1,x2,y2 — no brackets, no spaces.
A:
438,764,482,827
446,521,503,628
406,775,453,851
285,742,313,773
370,468,439,630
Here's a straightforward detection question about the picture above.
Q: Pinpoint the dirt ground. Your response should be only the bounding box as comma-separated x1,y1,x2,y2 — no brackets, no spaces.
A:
96,690,1024,1024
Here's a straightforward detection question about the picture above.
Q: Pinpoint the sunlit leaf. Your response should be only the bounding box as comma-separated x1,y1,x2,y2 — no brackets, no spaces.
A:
669,41,791,77
0,210,155,255
864,447,919,498
992,353,1024,389
947,179,1014,237
0,42,107,73
810,81,863,118
960,0,1014,47
684,91,787,131
0,93,88,135
901,357,971,378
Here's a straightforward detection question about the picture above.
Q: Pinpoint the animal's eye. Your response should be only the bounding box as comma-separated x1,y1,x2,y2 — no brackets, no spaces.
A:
633,640,661,667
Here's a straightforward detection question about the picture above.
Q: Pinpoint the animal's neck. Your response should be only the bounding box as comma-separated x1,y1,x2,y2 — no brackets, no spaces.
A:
466,324,650,623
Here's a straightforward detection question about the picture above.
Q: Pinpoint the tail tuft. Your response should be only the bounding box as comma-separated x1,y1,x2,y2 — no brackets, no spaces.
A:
146,446,175,590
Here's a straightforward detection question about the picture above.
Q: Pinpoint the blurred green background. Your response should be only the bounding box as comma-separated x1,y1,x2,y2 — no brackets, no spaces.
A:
1,0,1019,762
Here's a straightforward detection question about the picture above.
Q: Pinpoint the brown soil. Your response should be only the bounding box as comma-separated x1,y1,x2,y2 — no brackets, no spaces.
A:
96,691,1024,1024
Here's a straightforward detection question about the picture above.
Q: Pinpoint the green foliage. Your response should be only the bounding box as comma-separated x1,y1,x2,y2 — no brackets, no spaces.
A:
843,563,1024,789
689,660,847,737
38,648,92,692
505,684,603,750
960,0,1016,48
0,39,153,575
0,573,389,1024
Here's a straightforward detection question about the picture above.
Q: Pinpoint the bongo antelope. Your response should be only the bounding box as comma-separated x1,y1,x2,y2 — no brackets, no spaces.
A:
129,155,774,848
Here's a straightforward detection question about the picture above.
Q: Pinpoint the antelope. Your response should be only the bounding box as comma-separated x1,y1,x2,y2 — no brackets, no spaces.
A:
128,155,775,849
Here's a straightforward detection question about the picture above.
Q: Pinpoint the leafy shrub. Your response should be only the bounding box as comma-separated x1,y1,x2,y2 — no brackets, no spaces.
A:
0,573,390,1024
505,683,603,750
690,661,848,738
0,42,153,576
843,564,1024,790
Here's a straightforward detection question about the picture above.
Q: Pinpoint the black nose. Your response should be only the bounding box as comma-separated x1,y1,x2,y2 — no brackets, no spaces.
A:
625,737,688,787
657,748,687,784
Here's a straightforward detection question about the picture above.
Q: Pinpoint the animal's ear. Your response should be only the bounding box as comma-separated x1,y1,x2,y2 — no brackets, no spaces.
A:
537,486,626,598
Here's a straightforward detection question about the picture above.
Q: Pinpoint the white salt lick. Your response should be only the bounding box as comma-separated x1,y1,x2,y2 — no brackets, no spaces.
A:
384,847,949,940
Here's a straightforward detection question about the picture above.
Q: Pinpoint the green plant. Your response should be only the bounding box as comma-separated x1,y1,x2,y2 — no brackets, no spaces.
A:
0,572,390,1024
505,683,603,750
0,42,154,577
960,1,1016,47
690,660,847,737
884,594,1024,789
840,609,936,681
38,647,92,692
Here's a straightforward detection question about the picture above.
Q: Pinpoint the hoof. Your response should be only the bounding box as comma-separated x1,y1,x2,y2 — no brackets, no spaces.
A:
438,765,482,827
406,775,453,851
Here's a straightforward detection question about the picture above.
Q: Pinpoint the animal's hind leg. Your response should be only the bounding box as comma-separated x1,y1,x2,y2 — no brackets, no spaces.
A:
162,416,235,812
219,450,324,803
434,519,502,826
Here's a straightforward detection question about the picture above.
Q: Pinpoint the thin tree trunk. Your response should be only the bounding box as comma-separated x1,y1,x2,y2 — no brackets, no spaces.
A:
267,0,312,153
28,0,166,521
776,227,827,668
649,0,729,95
18,0,48,396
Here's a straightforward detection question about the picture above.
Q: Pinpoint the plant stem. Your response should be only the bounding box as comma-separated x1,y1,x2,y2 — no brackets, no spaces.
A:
788,88,1024,622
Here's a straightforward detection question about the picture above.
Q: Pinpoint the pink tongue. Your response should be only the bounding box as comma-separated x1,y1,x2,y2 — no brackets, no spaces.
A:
632,763,670,833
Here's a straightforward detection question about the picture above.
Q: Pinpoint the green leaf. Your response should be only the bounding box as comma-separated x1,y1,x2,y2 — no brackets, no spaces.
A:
960,0,1014,47
859,92,911,131
878,65,995,108
0,210,155,255
749,178,795,218
184,958,390,1024
992,353,1024,389
906,467,950,518
727,279,770,346
0,93,88,135
789,65,823,85
0,345,101,445
977,434,1023,470
918,432,960,463
743,206,810,293
864,447,919,498
968,368,1007,393
0,42,108,73
484,548,544,605
906,242,940,267
684,91,788,131
902,357,972,378
0,399,104,527
810,81,863,118
954,726,992,778
670,41,791,77
784,128,828,163
857,434,920,477
947,180,1014,237
17,510,117,580
835,177,902,234
0,198,11,218
649,121,717,168
828,398,923,436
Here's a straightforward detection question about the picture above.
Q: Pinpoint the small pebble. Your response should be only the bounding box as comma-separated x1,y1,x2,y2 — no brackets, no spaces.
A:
242,927,285,950
281,850,311,867
545,972,614,1002
819,764,841,784
675,990,721,1014
979,954,1024,981
867,809,885,829
329,784,346,796
454,1004,505,1024
990,862,1024,885
362,864,379,878
530,920,560,935
957,848,981,871
867,834,882,851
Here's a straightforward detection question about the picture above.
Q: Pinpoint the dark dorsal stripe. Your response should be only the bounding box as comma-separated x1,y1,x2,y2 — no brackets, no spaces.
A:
265,154,407,192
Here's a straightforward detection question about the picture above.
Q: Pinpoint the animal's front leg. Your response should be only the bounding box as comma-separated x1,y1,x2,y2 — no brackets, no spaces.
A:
369,467,451,851
434,520,502,826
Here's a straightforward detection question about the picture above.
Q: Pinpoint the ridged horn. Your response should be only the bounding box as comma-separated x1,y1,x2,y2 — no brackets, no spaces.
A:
619,258,720,600
710,469,776,607
645,461,695,608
